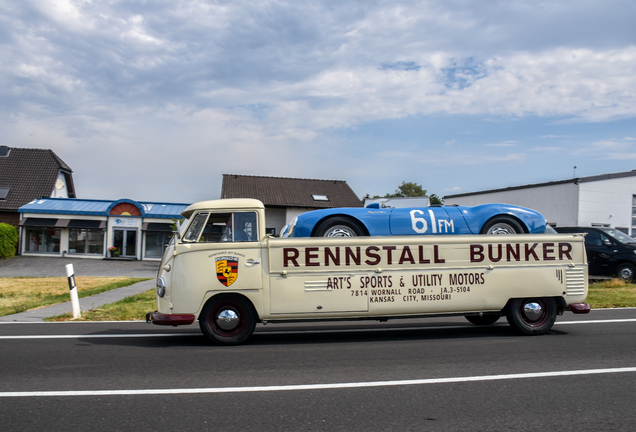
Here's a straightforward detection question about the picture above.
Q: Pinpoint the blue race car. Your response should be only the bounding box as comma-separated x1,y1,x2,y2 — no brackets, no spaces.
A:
284,203,548,238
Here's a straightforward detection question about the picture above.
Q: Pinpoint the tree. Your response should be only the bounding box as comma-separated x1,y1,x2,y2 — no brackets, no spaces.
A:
370,181,444,205
0,223,18,259
389,181,426,198
429,194,444,205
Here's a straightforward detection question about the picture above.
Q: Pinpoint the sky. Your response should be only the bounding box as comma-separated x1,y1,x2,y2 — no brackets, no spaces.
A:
1,0,636,204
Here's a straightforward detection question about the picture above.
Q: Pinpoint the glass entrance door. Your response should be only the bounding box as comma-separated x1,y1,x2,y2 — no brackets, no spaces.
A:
113,229,138,258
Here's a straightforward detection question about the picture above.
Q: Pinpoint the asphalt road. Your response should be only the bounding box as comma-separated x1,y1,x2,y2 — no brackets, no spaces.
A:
1,308,635,431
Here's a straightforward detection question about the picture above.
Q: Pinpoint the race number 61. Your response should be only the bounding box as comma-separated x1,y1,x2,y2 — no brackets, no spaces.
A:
410,209,433,233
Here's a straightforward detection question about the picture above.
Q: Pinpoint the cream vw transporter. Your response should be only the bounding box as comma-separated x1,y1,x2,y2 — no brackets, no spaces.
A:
147,199,590,345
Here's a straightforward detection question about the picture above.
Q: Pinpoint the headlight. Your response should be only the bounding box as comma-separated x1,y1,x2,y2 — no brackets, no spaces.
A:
157,277,166,298
287,217,298,237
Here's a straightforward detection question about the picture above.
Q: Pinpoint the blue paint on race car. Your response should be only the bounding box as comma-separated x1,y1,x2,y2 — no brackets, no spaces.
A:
286,203,547,238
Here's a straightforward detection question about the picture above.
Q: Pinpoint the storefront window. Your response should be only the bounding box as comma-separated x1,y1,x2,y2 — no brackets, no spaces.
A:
69,229,104,254
145,232,172,257
24,227,61,253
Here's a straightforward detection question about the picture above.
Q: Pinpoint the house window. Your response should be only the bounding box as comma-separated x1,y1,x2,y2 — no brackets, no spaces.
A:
312,194,329,201
24,227,61,253
69,229,104,254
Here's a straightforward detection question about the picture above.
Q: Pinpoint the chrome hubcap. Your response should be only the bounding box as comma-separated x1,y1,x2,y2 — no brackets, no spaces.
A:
522,302,543,322
215,309,239,331
488,223,515,235
325,226,356,237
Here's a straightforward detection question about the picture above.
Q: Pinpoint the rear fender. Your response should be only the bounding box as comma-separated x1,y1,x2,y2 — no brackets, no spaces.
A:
458,204,545,234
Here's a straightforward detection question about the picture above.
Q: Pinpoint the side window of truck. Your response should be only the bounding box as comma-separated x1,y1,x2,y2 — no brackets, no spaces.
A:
183,212,257,243
202,213,232,242
227,212,257,242
183,213,208,242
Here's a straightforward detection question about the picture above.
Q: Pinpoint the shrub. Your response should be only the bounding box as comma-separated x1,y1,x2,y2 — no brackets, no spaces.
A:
0,223,19,259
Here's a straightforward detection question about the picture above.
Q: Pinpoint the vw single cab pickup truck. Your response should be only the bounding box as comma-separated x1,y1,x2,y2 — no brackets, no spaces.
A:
147,199,590,345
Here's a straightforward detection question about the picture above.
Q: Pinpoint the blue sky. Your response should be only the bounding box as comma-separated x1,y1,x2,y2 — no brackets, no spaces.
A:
1,0,635,203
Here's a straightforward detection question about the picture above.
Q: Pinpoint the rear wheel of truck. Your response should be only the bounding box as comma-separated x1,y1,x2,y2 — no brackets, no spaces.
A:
199,295,256,345
505,297,557,335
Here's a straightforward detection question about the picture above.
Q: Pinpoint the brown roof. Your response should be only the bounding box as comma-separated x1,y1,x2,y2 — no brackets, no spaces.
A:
221,174,362,208
0,146,76,212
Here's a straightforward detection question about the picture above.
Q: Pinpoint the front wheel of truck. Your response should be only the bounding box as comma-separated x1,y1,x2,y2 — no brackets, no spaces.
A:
199,295,256,345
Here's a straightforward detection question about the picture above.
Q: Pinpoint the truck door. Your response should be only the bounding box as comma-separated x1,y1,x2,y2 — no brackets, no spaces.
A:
173,211,263,312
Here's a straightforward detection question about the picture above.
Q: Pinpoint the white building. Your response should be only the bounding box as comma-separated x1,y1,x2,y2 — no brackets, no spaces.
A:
444,170,636,235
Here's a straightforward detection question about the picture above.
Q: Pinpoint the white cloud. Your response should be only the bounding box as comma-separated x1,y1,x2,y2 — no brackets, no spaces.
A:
1,1,635,201
485,141,520,147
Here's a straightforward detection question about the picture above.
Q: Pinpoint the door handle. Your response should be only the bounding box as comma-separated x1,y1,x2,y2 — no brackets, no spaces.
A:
246,259,260,265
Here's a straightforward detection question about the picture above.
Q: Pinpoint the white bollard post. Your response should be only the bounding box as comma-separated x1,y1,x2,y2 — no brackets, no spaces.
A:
65,264,81,319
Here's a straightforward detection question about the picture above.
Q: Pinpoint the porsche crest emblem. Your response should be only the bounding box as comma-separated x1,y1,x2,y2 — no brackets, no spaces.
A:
216,256,239,287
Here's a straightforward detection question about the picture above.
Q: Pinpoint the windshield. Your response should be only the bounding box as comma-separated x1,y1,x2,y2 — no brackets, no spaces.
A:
600,228,636,244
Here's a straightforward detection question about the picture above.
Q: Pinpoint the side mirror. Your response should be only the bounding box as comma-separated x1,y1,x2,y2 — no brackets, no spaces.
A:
175,220,182,239
603,238,612,247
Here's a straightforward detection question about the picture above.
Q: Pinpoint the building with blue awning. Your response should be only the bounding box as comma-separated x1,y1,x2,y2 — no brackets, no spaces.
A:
18,198,190,261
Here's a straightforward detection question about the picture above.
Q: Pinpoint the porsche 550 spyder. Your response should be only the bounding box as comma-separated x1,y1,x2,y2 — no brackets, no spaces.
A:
284,203,548,238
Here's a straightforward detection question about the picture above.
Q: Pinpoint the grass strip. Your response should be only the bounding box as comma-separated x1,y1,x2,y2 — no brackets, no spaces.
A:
586,279,636,309
45,289,157,322
0,277,150,316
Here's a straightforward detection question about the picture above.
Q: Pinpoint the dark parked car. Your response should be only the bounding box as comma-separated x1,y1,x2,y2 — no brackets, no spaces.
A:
554,226,636,280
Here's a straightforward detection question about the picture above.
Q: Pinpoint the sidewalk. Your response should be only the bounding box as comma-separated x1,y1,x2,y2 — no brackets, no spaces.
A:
0,256,159,323
0,255,160,278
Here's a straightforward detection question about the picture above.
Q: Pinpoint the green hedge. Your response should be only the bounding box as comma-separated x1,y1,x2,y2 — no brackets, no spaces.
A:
0,223,19,259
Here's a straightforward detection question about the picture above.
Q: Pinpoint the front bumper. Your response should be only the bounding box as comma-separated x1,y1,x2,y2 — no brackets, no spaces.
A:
146,311,196,326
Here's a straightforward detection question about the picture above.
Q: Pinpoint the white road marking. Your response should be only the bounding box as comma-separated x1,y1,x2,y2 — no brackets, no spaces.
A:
556,318,636,325
0,318,635,340
1,367,635,397
0,333,198,339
